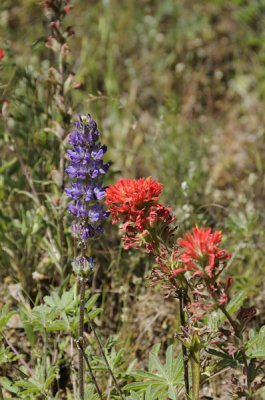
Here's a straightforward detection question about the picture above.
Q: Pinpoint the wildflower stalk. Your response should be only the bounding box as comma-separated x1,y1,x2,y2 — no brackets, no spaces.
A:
86,311,125,400
178,289,190,397
66,113,109,397
78,276,86,400
190,334,201,400
78,339,103,400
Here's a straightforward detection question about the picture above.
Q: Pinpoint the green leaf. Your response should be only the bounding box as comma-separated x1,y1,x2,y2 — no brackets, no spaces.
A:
0,305,16,332
168,384,177,400
246,326,265,358
149,353,167,379
129,391,142,400
0,377,19,394
226,292,245,315
124,344,184,398
46,320,69,331
87,308,103,320
86,294,100,312
19,305,35,347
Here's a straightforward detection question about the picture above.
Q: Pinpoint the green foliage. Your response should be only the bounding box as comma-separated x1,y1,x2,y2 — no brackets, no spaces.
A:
124,345,184,399
14,365,58,397
0,305,16,333
20,288,101,334
246,326,265,359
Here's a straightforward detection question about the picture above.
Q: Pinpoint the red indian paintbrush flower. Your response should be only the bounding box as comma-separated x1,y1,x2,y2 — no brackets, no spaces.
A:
105,177,163,222
178,227,231,278
105,177,175,252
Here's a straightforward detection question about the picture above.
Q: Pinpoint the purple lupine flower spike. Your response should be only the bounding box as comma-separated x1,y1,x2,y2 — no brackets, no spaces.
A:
65,114,109,260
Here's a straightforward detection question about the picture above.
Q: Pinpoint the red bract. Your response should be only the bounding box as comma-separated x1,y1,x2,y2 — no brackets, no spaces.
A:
105,177,175,252
64,4,73,13
0,48,4,61
105,177,163,223
178,227,231,278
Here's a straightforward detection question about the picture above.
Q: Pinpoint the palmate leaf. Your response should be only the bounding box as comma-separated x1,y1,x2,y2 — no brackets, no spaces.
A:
246,326,265,358
92,346,125,374
124,345,184,399
14,365,58,397
44,286,77,314
27,290,101,333
127,385,170,400
29,304,67,331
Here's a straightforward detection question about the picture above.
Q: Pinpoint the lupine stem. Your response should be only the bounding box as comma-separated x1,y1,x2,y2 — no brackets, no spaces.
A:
86,311,125,400
78,340,103,400
78,276,85,400
178,289,190,398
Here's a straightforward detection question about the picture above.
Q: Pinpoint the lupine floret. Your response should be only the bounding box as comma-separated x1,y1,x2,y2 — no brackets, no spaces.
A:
65,114,109,244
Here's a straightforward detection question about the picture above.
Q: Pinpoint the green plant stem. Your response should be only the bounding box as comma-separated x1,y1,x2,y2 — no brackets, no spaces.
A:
0,383,4,400
78,277,85,400
190,335,201,400
178,289,190,398
86,311,125,400
44,329,47,381
78,341,103,400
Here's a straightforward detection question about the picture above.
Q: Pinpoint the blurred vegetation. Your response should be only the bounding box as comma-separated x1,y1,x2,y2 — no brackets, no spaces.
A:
0,0,265,398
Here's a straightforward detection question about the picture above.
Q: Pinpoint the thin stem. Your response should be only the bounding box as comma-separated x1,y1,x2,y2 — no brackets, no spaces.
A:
86,310,125,400
178,289,190,397
78,277,85,400
2,333,36,378
190,335,201,400
78,341,103,400
0,383,4,400
44,329,47,381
